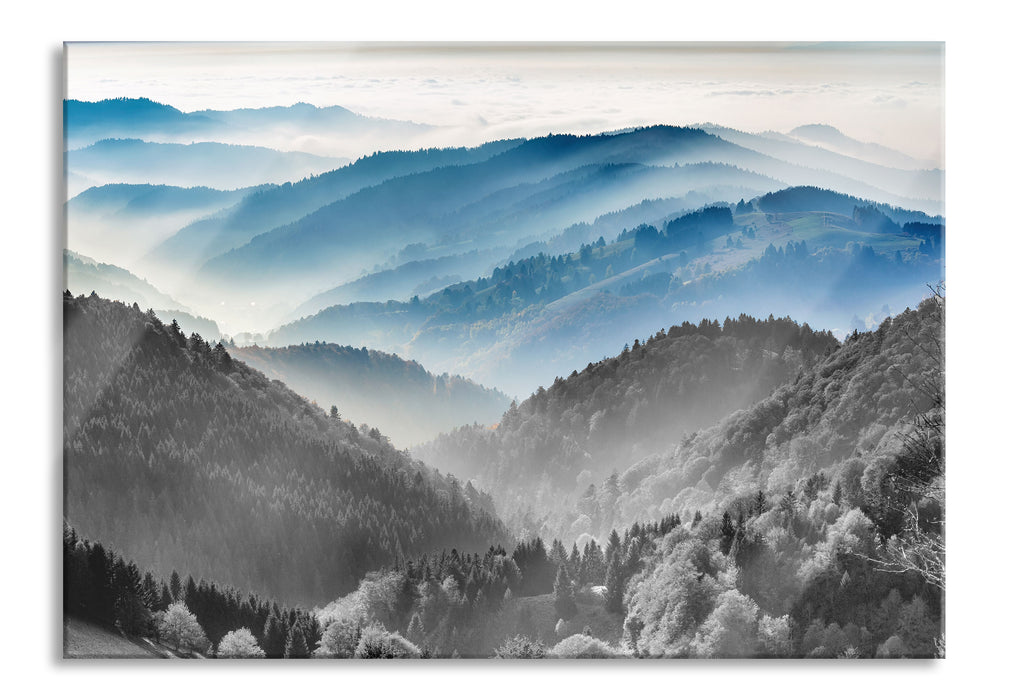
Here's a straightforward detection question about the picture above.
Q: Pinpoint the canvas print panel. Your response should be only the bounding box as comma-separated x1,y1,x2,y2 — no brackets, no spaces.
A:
62,42,944,659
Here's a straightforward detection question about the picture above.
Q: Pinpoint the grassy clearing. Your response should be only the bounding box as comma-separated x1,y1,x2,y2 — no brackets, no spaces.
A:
63,616,162,659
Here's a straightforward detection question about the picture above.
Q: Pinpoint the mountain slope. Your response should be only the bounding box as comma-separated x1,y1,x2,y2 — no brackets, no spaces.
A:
63,250,222,339
265,191,942,396
144,139,523,278
789,123,934,170
287,249,495,320
63,292,510,605
600,293,943,529
229,342,512,448
66,138,347,196
197,127,779,296
414,315,839,537
696,124,943,207
67,183,266,269
64,98,434,155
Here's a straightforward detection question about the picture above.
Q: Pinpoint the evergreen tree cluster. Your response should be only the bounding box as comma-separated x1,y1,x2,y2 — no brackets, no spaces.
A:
315,512,681,657
903,221,944,258
755,186,942,227
64,292,510,605
64,526,321,657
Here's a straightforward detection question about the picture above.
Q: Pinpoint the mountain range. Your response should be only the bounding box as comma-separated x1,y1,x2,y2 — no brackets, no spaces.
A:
66,138,348,197
61,91,945,659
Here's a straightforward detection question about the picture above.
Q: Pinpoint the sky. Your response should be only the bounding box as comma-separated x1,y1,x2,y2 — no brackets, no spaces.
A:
65,41,944,166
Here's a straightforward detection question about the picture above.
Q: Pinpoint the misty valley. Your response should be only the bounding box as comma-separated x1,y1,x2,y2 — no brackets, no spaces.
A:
63,90,944,660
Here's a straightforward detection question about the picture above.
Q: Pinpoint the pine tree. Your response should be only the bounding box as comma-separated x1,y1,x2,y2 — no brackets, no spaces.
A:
779,490,798,528
140,572,159,609
183,576,198,606
605,529,622,564
548,539,568,566
303,614,322,653
581,540,606,586
719,511,737,555
169,571,182,602
407,612,425,643
284,623,310,659
568,542,582,580
554,563,577,619
604,553,624,614
158,582,173,611
262,610,287,659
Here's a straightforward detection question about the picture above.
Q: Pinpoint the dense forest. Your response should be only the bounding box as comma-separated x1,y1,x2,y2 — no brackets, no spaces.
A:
311,517,678,658
598,292,944,528
416,314,839,540
64,292,509,605
229,341,511,447
317,404,943,659
64,526,321,657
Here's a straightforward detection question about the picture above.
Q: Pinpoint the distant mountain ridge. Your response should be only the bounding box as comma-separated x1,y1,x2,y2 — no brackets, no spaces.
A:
67,183,267,270
66,138,348,196
198,127,781,298
64,97,434,156
264,187,942,396
63,250,222,339
694,123,943,206
143,139,524,281
788,123,935,170
230,342,512,448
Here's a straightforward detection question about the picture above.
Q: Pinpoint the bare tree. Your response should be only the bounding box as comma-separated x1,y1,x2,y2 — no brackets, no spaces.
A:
865,283,945,591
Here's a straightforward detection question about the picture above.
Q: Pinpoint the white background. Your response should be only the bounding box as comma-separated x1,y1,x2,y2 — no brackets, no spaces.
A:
2,1,1001,696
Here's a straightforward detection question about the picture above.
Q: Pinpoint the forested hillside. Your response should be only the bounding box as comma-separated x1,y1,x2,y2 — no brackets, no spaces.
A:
267,188,941,396
317,404,944,660
63,292,509,605
613,296,945,658
144,139,523,277
229,342,511,447
596,292,944,529
415,315,838,539
198,127,780,296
